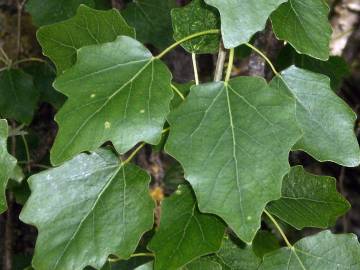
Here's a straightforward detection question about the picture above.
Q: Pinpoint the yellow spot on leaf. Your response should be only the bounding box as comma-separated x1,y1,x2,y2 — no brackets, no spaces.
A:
104,121,111,129
90,93,96,98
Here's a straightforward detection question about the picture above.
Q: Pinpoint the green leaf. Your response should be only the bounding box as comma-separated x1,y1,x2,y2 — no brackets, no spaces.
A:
20,148,155,270
171,0,220,54
271,0,332,60
37,5,135,73
50,36,173,165
24,63,66,109
271,66,360,167
26,0,95,26
165,78,301,243
217,238,261,270
0,119,17,213
122,0,176,49
276,45,350,91
252,230,280,258
0,69,39,124
148,185,225,270
267,166,350,229
259,230,360,269
204,0,286,48
183,257,222,270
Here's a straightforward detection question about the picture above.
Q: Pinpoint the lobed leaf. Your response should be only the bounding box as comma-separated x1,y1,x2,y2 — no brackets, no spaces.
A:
204,0,287,48
165,78,301,243
267,166,350,229
148,185,225,270
50,36,173,165
271,66,360,167
37,5,135,74
26,0,95,26
20,148,155,270
271,0,332,60
259,230,360,269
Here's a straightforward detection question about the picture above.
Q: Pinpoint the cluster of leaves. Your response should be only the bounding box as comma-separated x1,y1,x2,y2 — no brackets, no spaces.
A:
1,0,360,269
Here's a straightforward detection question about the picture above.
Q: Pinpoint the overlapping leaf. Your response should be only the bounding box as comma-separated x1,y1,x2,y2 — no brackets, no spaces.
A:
37,5,135,73
0,119,17,213
20,148,155,270
122,0,176,49
171,0,220,54
26,0,94,26
165,78,301,243
271,0,332,60
0,69,39,124
204,0,286,48
50,36,173,165
259,230,360,269
271,66,360,166
24,63,66,109
217,238,261,270
252,231,280,258
276,45,350,91
148,185,225,270
267,166,350,229
183,257,222,270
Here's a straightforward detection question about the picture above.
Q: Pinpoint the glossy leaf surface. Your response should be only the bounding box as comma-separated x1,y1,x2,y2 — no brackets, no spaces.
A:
166,78,301,242
20,148,155,270
51,36,172,165
148,185,225,270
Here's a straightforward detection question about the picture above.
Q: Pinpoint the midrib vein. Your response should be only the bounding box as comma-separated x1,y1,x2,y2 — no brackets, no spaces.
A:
52,164,123,270
55,58,153,160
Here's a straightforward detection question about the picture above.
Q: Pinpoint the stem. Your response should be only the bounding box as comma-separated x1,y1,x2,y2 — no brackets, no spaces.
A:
108,252,154,263
13,57,46,66
245,43,280,77
192,53,199,85
130,252,154,258
214,42,226,81
156,29,220,59
171,84,185,100
121,128,170,165
264,209,292,248
225,48,234,83
21,134,31,173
